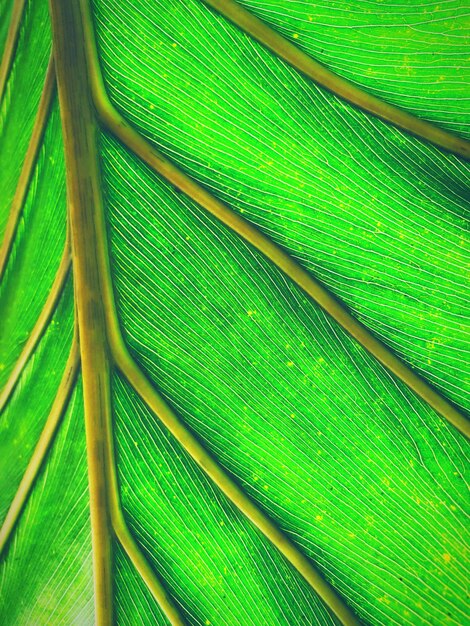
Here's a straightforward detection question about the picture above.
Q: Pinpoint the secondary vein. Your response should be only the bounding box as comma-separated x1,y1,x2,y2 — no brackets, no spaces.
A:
0,52,56,279
93,90,470,439
0,241,71,414
201,0,470,159
0,336,79,556
112,328,363,626
104,384,187,626
0,0,26,104
81,0,469,440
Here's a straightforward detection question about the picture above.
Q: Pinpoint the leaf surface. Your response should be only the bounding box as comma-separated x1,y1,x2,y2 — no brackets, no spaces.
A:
0,1,469,625
93,0,470,411
235,0,470,138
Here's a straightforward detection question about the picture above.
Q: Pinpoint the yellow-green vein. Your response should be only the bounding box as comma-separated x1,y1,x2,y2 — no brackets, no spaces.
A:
0,52,55,279
0,336,79,556
81,2,470,440
201,0,470,159
51,2,188,623
0,241,71,414
0,0,26,103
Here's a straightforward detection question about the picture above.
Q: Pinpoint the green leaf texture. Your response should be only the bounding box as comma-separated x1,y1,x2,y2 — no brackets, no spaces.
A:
0,1,469,625
235,0,470,138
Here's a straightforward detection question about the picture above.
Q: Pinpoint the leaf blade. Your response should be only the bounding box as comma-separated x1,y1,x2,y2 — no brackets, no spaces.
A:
92,0,470,414
103,132,469,625
1,1,468,624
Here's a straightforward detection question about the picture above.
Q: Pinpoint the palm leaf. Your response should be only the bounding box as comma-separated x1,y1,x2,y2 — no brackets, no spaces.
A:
0,1,469,624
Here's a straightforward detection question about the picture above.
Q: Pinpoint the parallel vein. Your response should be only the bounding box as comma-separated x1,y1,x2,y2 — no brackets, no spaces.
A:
0,52,55,279
0,336,79,556
82,2,469,440
201,0,470,159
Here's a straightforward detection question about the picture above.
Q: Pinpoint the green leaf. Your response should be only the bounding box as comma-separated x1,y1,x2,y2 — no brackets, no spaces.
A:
234,0,470,139
0,1,468,625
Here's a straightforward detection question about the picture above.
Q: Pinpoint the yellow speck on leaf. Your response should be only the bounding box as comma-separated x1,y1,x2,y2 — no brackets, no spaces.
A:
443,553,452,564
378,595,391,605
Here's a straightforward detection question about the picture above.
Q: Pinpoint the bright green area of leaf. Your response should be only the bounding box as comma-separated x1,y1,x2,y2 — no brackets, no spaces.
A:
0,99,66,388
237,0,470,138
94,0,470,413
0,383,93,625
0,0,51,236
0,281,73,520
115,373,336,626
114,544,169,626
1,1,469,625
103,133,469,626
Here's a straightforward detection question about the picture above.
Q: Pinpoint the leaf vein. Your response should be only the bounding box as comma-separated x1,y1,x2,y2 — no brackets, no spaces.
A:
0,240,71,414
0,335,79,557
0,52,55,279
201,0,470,158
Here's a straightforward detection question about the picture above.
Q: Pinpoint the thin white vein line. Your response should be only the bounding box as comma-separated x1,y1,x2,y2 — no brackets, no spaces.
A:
0,337,79,556
0,52,56,279
0,241,71,414
0,0,26,104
